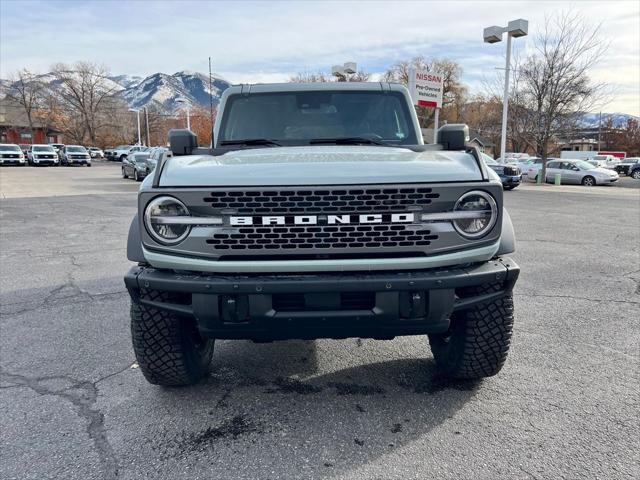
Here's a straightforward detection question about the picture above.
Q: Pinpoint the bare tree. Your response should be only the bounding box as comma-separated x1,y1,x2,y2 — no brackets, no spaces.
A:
519,12,608,179
50,62,122,144
289,69,371,83
289,71,331,83
4,69,44,139
382,56,466,127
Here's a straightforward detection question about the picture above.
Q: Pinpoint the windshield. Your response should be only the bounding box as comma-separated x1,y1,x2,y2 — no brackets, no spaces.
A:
481,153,498,165
575,160,596,170
0,144,21,152
219,91,418,145
33,146,54,152
67,146,86,152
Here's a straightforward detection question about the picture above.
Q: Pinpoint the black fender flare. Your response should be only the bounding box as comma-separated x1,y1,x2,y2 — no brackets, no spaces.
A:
497,208,516,255
127,214,146,263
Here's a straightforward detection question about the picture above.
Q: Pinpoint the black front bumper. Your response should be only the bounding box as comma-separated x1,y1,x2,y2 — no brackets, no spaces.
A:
124,258,519,340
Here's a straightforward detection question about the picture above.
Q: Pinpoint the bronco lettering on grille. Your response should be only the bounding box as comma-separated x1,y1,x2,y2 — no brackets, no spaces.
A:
230,213,415,226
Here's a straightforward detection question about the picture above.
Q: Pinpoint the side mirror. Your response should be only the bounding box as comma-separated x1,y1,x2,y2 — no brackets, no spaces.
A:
169,129,198,156
437,124,470,150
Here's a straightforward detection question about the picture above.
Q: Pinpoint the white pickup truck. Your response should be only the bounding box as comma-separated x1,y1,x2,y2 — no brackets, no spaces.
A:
105,145,147,162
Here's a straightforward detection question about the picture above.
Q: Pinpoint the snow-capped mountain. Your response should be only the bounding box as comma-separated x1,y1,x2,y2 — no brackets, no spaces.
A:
1,70,231,111
121,71,231,110
109,74,143,89
576,112,638,129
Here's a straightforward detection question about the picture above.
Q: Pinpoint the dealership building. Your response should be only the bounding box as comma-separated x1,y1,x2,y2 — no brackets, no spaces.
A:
0,97,62,144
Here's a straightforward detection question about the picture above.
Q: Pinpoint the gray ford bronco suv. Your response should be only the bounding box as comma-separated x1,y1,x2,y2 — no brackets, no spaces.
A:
124,82,519,386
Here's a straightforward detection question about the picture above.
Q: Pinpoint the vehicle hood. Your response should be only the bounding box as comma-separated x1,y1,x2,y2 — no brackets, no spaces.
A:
0,149,22,154
590,167,618,176
158,146,483,187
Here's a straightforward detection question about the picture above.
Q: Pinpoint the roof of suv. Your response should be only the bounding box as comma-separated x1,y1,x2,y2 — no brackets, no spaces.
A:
226,82,406,95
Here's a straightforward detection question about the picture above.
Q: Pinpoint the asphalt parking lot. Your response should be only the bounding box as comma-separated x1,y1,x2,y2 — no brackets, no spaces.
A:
1,162,638,480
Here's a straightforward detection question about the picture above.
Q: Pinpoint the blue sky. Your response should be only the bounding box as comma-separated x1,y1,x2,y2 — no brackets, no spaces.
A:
1,0,638,114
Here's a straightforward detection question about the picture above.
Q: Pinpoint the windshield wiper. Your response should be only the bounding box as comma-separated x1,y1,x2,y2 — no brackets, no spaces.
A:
220,139,281,147
309,137,388,146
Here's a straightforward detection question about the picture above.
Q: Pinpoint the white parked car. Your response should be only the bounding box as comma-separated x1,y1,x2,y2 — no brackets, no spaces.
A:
587,159,607,168
0,143,27,166
87,147,104,159
107,145,148,162
500,152,531,164
515,157,542,173
532,159,619,186
591,154,620,170
525,158,559,181
27,144,59,166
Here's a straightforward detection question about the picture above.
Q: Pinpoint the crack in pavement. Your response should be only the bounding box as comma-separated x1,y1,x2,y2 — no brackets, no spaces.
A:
0,367,134,480
621,269,640,296
515,293,640,305
0,286,127,316
2,253,126,316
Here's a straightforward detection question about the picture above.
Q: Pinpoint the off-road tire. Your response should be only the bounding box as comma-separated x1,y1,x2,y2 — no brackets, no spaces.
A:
429,283,514,379
131,291,214,386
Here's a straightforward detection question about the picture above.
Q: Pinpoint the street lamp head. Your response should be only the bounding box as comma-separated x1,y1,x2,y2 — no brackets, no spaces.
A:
128,108,140,112
483,26,504,44
343,62,357,75
508,19,528,38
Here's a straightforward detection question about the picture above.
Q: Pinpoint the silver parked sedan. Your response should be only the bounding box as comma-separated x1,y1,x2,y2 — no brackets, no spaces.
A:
540,159,619,186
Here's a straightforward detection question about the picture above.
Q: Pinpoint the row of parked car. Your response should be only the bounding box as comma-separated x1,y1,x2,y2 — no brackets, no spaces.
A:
486,153,640,187
118,146,172,182
520,157,640,185
0,143,106,167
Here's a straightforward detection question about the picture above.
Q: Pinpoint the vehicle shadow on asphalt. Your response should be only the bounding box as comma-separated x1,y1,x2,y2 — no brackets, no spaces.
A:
149,339,481,473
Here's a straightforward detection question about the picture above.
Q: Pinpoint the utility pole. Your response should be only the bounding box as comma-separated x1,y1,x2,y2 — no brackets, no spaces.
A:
145,107,150,146
129,108,141,145
598,111,602,151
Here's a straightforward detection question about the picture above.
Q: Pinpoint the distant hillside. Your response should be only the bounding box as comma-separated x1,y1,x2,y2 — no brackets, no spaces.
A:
576,112,638,129
121,71,231,110
1,70,231,111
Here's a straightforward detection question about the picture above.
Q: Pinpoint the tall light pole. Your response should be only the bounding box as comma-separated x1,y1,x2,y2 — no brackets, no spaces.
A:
129,108,141,145
483,19,528,161
176,98,191,130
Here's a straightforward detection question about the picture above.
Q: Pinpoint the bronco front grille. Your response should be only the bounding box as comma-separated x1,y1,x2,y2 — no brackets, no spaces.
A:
205,224,438,250
203,187,440,215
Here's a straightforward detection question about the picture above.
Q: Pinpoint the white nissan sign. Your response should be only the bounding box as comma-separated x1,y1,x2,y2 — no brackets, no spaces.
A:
410,70,444,108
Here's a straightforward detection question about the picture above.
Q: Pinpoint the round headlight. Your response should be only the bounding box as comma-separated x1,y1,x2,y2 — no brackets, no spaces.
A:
452,191,498,239
144,196,191,244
